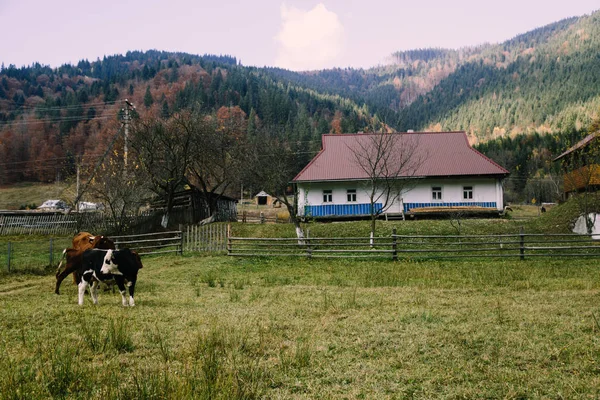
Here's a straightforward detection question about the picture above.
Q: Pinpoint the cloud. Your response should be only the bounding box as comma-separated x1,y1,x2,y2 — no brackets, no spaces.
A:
274,3,345,71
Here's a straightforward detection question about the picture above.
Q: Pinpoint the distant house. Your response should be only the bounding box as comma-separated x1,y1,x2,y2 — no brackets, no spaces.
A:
293,132,509,218
553,131,600,196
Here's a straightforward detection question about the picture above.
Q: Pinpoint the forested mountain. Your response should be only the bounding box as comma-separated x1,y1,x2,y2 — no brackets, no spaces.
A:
1,9,600,204
267,11,600,141
0,51,375,184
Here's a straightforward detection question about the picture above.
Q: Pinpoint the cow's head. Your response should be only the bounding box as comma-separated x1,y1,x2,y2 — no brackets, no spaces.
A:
93,236,116,250
100,249,122,275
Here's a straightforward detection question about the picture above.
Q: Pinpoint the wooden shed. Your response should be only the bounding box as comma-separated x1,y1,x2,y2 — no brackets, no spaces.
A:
254,191,274,206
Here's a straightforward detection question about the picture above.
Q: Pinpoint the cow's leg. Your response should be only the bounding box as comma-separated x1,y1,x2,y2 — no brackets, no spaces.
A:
115,276,128,307
55,260,79,295
127,280,136,307
78,280,88,306
55,249,67,274
90,281,99,305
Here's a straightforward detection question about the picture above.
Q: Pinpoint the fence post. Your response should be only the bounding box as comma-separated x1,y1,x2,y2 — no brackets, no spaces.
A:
392,228,397,261
49,238,54,267
179,224,184,255
306,229,311,259
519,226,525,261
260,212,265,224
7,241,11,272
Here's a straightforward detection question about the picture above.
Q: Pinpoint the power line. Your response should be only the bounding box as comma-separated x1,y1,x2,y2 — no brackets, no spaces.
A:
0,114,117,126
0,99,122,111
0,154,102,167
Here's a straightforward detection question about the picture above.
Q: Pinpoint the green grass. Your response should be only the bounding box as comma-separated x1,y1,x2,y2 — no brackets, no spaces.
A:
1,254,600,398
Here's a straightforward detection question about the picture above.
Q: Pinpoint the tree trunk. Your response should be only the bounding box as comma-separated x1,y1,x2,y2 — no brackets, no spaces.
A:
370,213,376,247
161,213,169,229
283,200,305,243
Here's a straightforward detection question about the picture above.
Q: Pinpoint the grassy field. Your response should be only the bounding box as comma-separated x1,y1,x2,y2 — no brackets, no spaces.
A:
0,182,72,210
2,254,600,399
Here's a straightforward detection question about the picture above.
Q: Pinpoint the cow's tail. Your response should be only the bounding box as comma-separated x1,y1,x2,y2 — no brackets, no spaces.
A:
55,249,67,276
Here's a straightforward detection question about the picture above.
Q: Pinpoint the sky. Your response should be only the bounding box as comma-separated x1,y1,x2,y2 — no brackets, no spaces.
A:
0,0,598,71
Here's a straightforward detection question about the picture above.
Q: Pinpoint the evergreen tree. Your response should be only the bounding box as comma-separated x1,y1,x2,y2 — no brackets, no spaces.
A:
144,86,154,109
161,101,170,119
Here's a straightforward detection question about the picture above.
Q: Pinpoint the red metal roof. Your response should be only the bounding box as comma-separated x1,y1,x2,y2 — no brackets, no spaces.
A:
293,132,509,182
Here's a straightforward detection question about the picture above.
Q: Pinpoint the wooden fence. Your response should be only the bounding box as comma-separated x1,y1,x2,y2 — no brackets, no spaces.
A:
112,231,183,256
228,229,600,260
184,223,230,252
0,214,77,235
227,236,395,259
0,213,159,236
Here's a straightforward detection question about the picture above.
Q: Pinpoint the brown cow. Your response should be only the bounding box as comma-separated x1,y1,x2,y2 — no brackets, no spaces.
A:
55,234,115,294
55,232,99,278
71,231,97,251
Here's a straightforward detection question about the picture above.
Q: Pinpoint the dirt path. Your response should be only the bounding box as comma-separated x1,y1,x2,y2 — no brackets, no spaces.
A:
0,277,49,296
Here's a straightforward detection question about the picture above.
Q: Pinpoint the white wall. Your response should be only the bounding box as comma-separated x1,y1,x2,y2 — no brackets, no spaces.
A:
296,177,504,216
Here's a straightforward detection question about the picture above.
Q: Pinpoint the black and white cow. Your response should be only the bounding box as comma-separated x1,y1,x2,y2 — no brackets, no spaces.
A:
77,248,142,306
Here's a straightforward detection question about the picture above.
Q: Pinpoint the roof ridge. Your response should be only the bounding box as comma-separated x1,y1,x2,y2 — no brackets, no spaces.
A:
326,131,467,136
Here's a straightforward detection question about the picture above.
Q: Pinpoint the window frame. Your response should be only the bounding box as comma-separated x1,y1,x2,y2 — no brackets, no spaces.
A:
431,186,443,201
463,186,474,200
323,189,333,203
346,189,357,202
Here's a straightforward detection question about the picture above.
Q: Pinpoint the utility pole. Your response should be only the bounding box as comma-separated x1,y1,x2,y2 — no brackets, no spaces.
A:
76,162,80,212
122,99,135,176
123,99,134,169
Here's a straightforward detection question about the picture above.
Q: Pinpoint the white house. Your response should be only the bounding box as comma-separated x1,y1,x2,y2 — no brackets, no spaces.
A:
292,132,509,218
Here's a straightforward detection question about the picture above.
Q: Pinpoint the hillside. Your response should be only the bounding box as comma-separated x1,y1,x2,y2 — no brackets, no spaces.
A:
0,51,375,185
2,10,600,203
268,11,600,141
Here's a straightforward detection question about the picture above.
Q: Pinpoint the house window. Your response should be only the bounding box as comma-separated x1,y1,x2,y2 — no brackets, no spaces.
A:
463,186,473,200
347,189,357,202
323,190,333,203
432,186,442,201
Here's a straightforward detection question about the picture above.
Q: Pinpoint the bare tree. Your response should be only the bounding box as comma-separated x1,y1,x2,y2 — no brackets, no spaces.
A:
130,112,196,228
187,108,248,219
350,133,424,244
245,132,307,240
87,153,148,234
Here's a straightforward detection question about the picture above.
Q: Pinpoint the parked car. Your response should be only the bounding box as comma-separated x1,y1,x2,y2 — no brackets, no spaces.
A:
38,199,70,211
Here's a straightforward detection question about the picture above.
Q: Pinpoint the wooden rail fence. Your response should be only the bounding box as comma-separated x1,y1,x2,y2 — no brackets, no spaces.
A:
228,229,600,260
184,223,229,252
112,231,183,256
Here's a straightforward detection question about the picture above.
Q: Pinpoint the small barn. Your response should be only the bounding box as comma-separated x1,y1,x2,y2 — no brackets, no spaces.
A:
254,191,274,206
148,185,238,225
